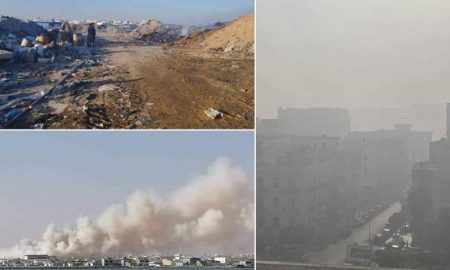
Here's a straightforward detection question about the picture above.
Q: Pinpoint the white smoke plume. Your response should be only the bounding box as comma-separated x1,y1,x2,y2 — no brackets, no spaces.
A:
0,158,254,258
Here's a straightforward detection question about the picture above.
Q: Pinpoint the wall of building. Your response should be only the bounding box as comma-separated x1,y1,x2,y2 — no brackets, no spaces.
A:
256,261,409,270
258,108,351,138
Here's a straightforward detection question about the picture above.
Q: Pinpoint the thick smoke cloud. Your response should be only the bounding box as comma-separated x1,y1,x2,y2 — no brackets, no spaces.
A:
0,158,254,258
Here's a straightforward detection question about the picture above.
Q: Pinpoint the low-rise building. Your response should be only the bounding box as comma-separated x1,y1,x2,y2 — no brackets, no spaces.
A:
161,258,172,266
213,257,227,264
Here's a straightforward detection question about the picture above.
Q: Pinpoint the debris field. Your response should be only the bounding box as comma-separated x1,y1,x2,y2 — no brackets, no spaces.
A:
0,14,254,129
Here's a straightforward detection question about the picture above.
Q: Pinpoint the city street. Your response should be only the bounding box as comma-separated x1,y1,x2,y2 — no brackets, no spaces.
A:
308,201,402,266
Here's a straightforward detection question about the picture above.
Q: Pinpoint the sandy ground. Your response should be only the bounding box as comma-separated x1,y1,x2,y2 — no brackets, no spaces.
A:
106,44,254,129
2,30,254,129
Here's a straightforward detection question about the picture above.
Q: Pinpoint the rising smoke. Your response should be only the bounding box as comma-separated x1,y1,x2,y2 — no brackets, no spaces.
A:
0,158,254,258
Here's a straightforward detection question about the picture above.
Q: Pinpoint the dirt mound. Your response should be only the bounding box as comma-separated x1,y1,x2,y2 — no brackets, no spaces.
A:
177,14,254,56
0,16,45,38
129,19,181,44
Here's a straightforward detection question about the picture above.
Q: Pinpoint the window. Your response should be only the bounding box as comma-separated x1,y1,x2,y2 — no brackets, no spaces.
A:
274,197,280,208
273,217,280,228
273,177,279,188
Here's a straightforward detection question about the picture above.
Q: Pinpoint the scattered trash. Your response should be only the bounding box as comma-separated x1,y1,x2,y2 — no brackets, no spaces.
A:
20,38,32,47
98,84,122,92
37,57,54,64
36,34,50,45
86,93,97,101
5,109,21,121
33,123,44,129
141,118,153,126
82,104,88,113
48,101,69,114
0,14,253,129
0,50,13,61
205,108,224,119
35,44,44,56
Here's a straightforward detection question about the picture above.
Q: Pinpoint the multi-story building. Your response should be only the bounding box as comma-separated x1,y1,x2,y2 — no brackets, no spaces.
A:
411,104,450,223
257,107,432,260
344,124,432,203
256,134,348,259
258,107,351,138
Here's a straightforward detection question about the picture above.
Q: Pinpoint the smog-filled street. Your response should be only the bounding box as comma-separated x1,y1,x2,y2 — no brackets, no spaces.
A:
308,202,401,266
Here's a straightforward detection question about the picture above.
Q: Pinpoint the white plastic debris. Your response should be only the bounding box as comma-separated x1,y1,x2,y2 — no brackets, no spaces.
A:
205,108,224,119
98,84,122,92
0,49,13,60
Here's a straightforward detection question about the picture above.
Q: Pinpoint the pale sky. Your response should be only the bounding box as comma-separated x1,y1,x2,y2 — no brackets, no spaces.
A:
257,0,450,118
0,132,254,247
0,0,254,25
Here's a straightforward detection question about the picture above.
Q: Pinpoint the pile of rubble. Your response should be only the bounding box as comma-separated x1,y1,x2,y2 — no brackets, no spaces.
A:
0,17,91,66
0,16,45,38
0,52,148,129
128,19,182,44
0,16,115,129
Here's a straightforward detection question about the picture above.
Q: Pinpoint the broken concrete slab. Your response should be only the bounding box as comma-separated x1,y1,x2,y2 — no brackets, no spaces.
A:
20,38,32,47
48,101,69,114
98,84,122,92
37,57,54,64
14,47,36,63
205,108,224,119
35,44,44,57
0,16,45,38
0,49,13,61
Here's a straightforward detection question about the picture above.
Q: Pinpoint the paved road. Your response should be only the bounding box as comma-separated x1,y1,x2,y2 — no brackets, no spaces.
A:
308,201,402,266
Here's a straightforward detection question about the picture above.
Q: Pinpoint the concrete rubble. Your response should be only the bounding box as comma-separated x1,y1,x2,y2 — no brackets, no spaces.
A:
0,16,45,38
0,16,148,129
0,14,254,129
205,108,224,119
0,49,13,61
128,19,183,44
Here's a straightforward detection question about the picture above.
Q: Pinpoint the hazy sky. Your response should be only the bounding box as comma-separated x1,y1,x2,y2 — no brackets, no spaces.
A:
257,0,450,118
0,0,254,25
0,132,254,247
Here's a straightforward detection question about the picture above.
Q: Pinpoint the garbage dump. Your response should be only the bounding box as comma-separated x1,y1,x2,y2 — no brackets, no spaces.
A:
0,16,147,129
0,13,254,129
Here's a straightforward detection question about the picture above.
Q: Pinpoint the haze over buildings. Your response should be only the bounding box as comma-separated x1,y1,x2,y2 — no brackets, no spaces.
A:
257,0,450,119
0,132,254,258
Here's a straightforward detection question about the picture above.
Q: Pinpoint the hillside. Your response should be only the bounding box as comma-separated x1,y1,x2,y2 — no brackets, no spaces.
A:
177,14,254,56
